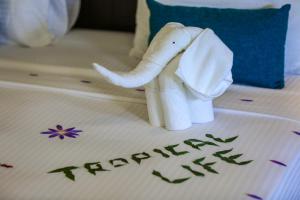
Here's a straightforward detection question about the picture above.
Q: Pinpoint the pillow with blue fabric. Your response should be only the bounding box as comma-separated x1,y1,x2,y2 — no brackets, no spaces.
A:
147,0,291,89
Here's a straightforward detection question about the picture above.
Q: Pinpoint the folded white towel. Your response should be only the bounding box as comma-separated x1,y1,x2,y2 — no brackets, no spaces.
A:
175,28,233,101
2,0,80,47
157,28,232,130
94,23,233,131
144,80,164,127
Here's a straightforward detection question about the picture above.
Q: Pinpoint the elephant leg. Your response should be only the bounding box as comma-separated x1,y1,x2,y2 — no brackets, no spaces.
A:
186,92,214,123
144,79,164,127
158,57,191,131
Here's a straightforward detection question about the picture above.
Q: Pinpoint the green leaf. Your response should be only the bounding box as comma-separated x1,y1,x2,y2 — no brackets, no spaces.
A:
109,158,129,168
48,166,79,181
203,141,219,146
165,144,189,156
131,152,151,164
205,134,224,142
229,154,243,160
202,162,219,174
238,160,253,165
152,170,191,184
206,134,239,143
84,162,110,175
225,136,239,143
153,148,170,158
172,177,191,184
193,157,206,165
205,162,216,166
203,166,219,174
205,134,214,138
215,148,233,155
184,139,203,150
215,156,235,164
182,165,205,177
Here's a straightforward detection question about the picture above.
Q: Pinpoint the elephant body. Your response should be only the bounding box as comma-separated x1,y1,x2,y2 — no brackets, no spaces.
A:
146,53,214,130
160,53,215,129
93,23,233,131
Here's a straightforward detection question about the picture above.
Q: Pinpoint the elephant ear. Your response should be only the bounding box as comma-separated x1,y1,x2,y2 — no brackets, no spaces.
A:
175,28,233,101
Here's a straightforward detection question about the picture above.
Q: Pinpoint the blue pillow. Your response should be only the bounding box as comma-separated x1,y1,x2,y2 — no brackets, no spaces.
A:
147,0,291,89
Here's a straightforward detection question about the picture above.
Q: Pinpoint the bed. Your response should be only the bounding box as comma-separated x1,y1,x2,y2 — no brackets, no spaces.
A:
1,1,300,200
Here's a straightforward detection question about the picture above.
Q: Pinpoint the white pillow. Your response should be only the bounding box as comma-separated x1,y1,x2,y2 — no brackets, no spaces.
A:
130,0,300,74
3,0,80,47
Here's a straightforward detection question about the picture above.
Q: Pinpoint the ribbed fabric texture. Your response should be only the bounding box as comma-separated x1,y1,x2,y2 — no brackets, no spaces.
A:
1,30,300,199
1,80,300,199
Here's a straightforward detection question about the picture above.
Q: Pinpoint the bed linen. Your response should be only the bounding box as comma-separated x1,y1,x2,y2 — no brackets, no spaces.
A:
0,29,139,76
1,30,300,200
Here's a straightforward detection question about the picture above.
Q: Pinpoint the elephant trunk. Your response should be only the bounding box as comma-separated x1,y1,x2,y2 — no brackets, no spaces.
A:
93,59,165,88
93,26,203,88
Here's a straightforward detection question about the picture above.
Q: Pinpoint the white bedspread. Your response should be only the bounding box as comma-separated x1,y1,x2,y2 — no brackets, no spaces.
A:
0,30,300,200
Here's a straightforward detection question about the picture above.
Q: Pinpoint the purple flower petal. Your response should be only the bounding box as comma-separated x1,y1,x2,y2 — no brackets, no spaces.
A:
56,125,63,130
240,99,253,102
293,131,300,136
66,133,79,136
0,163,14,168
270,160,287,167
65,134,77,138
49,134,59,138
69,130,82,133
59,135,64,140
41,131,55,134
65,127,75,131
65,132,78,136
246,194,263,200
48,128,58,132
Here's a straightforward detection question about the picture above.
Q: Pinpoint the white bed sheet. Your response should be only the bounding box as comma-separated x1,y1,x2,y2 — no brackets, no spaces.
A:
0,29,139,77
1,30,300,200
1,29,300,122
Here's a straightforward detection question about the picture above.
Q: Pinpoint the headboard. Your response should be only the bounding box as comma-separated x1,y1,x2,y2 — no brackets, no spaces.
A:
74,0,138,32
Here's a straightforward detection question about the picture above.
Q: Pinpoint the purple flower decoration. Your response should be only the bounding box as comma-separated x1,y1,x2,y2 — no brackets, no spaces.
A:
0,163,13,169
270,160,287,167
41,125,82,140
240,99,253,102
292,131,300,136
246,194,263,200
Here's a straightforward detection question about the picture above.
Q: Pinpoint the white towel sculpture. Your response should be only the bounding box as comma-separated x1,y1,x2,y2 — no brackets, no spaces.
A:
94,22,233,131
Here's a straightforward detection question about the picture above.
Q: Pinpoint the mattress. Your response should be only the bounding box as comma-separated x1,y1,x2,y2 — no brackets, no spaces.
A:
1,29,300,200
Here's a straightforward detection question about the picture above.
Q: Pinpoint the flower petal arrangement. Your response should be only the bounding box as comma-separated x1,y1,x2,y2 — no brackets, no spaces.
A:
41,125,82,140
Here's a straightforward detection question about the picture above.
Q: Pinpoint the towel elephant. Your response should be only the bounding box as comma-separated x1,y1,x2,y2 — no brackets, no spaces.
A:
93,22,233,131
